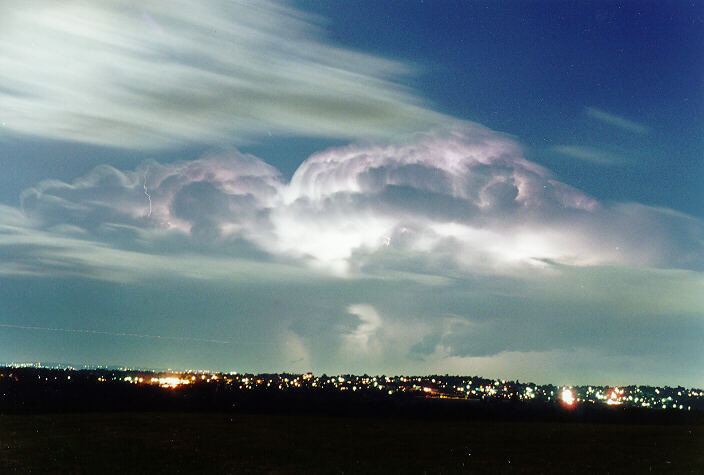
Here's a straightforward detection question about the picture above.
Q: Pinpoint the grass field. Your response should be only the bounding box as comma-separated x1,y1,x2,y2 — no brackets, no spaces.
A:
1,412,702,473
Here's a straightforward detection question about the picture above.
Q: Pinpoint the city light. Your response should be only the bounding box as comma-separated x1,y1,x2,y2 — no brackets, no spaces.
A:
1,364,702,413
606,387,623,405
560,388,576,407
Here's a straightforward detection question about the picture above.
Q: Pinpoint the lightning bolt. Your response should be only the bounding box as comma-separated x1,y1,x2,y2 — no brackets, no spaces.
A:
0,322,230,345
143,169,152,217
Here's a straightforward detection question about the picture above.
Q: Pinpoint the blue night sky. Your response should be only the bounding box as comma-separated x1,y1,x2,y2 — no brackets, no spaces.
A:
0,1,702,386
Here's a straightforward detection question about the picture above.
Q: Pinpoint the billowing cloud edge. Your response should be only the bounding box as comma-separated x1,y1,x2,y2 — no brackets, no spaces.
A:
6,124,702,283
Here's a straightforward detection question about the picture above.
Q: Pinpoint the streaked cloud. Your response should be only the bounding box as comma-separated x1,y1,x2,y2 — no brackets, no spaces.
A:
0,0,447,149
551,145,629,166
585,107,650,134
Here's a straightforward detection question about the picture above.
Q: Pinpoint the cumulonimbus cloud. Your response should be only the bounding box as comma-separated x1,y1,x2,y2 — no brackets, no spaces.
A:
14,124,704,280
0,0,447,148
3,125,703,380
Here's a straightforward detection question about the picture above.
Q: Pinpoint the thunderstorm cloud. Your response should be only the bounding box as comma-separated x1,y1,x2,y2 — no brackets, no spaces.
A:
2,125,703,384
0,0,700,389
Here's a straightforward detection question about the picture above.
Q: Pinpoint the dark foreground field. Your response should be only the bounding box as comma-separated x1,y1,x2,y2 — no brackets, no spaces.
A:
1,412,702,473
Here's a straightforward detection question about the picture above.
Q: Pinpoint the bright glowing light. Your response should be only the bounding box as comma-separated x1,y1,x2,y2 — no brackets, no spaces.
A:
143,169,152,217
606,387,623,405
149,376,192,389
560,388,576,407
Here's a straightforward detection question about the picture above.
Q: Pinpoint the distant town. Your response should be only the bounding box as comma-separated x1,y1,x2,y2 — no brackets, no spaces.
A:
2,362,702,414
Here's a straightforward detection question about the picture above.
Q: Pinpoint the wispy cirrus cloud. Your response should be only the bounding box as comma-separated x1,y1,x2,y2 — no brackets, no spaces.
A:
585,107,650,134
551,145,630,166
0,0,447,149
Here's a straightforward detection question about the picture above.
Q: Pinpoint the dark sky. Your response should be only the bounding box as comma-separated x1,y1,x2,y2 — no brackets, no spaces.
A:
0,0,701,386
